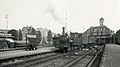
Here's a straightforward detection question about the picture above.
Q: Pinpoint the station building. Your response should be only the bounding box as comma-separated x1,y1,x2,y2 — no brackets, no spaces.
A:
82,17,114,45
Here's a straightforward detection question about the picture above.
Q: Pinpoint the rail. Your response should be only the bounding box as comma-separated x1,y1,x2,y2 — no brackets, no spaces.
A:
64,51,91,67
63,45,105,67
86,45,105,67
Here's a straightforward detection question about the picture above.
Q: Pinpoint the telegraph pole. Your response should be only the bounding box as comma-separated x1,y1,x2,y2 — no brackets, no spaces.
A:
5,14,8,39
65,13,67,33
5,14,8,33
65,20,67,32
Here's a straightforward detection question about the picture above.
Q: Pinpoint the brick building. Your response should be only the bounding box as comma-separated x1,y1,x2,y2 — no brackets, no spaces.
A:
82,17,114,45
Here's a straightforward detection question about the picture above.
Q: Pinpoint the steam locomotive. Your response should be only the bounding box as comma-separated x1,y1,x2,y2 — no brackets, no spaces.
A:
52,27,69,52
52,27,82,53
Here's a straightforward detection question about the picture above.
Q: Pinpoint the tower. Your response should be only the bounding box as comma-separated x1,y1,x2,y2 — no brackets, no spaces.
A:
99,17,104,26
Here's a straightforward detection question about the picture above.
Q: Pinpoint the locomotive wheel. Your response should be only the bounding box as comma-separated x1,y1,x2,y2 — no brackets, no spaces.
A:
33,47,36,50
35,48,37,50
29,48,32,50
61,47,68,53
25,48,28,51
64,48,68,53
31,47,34,50
60,48,64,53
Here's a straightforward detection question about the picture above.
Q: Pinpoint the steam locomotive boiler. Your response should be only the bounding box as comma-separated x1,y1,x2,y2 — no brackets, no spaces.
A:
52,27,70,53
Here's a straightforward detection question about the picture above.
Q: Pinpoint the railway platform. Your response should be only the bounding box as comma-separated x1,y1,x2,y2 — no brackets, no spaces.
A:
0,45,51,52
0,47,58,60
100,44,120,67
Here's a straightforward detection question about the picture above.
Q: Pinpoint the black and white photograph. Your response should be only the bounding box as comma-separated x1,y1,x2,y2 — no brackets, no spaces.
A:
0,0,119,67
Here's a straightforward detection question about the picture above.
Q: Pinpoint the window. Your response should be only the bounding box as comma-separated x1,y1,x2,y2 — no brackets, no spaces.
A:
103,32,106,35
93,33,97,35
98,32,101,35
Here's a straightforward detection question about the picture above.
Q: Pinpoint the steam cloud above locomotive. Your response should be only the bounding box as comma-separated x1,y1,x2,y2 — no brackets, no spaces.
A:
43,0,68,26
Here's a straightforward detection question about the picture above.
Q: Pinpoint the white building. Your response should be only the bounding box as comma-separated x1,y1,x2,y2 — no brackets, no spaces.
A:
36,28,50,44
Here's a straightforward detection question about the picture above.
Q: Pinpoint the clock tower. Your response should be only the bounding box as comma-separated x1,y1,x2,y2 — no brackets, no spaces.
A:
99,17,104,26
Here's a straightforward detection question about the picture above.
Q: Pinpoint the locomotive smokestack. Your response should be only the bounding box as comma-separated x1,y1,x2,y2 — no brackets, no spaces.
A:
62,27,65,35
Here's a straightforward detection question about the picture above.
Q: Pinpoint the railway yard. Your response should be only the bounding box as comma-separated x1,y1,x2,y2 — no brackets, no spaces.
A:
0,22,118,67
0,0,119,67
0,43,116,67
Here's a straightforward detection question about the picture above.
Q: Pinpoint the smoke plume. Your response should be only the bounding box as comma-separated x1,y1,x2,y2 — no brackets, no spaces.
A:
43,0,68,26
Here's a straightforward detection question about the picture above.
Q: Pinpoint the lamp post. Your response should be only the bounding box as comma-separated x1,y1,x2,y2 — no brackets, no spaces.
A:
113,31,115,46
26,32,28,49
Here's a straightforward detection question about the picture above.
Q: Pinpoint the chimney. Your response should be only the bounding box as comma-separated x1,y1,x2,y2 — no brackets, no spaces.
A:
99,17,104,26
62,27,65,35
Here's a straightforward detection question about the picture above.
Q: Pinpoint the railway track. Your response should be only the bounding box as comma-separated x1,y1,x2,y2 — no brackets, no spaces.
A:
0,48,59,67
0,49,85,67
27,46,104,67
0,45,104,67
26,50,89,67
64,45,105,67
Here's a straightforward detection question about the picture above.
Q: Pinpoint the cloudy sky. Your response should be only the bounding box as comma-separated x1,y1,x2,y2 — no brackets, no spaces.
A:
0,0,119,33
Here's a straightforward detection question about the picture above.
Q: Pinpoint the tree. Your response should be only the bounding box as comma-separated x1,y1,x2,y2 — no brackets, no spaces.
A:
78,33,83,38
115,29,120,44
42,37,46,44
116,29,120,38
36,31,42,44
57,33,60,37
28,27,36,35
47,30,52,44
18,29,23,40
8,29,18,40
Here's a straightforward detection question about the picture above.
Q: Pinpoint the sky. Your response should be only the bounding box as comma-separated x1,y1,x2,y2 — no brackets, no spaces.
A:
0,0,119,33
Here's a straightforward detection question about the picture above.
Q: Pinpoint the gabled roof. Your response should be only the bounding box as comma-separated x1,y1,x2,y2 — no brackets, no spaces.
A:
84,25,113,35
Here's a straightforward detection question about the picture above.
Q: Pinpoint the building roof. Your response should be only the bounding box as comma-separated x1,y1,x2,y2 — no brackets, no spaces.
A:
84,25,114,36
